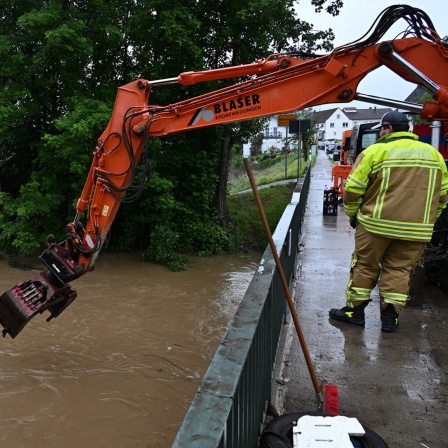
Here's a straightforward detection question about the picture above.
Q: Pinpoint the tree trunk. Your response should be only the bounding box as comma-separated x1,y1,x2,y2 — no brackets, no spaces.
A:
216,126,233,223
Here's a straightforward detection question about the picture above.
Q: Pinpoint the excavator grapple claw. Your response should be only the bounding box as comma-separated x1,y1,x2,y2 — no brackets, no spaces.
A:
0,272,77,339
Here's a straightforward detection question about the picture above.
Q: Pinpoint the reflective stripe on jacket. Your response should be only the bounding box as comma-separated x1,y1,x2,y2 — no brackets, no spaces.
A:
343,131,448,241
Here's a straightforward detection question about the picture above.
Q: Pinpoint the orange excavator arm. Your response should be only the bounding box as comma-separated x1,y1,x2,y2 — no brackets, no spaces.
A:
1,5,448,338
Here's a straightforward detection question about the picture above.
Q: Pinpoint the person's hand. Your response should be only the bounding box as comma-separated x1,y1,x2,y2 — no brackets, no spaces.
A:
350,218,357,229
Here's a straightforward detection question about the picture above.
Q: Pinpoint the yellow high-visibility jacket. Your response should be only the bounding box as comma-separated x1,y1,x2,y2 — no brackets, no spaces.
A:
343,131,448,241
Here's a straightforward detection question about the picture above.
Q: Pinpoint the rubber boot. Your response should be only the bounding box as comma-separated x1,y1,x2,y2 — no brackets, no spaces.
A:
329,300,370,326
381,303,400,333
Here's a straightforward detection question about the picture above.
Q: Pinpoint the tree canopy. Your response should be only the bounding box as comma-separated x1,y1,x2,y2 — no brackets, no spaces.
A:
0,0,338,269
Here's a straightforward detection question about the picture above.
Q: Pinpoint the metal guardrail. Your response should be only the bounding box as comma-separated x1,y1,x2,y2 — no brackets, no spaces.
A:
173,164,311,448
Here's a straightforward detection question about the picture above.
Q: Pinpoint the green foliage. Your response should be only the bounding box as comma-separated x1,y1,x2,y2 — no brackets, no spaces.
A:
0,182,62,255
229,152,306,194
42,97,112,181
142,225,190,272
227,183,297,252
180,219,231,256
257,155,285,169
230,145,245,168
226,153,316,252
311,0,344,16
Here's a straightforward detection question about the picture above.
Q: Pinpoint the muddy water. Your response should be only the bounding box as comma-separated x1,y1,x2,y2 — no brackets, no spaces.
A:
0,252,260,447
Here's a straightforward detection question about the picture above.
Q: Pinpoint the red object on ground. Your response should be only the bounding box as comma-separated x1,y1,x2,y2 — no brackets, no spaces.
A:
322,383,339,416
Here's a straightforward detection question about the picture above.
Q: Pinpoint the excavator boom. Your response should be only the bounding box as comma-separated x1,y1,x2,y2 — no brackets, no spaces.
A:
1,5,448,338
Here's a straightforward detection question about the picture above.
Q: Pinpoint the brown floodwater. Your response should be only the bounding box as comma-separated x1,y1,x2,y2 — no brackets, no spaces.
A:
0,252,260,447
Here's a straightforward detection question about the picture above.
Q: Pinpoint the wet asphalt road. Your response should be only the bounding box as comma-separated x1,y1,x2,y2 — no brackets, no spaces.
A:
275,150,448,447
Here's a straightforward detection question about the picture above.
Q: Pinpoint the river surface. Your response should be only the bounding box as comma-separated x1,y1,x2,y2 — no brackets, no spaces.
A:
0,252,261,447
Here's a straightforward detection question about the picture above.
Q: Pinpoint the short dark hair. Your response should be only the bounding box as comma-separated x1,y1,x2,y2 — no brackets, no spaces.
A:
391,122,410,132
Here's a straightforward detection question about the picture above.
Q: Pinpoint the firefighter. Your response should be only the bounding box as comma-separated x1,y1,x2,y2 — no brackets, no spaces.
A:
329,111,448,332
